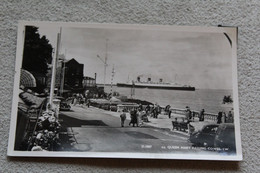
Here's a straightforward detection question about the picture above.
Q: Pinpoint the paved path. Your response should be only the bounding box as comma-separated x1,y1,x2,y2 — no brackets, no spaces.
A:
59,106,199,153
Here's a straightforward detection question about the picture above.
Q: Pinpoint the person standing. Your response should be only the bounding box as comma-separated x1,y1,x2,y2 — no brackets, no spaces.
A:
199,109,205,121
168,109,172,119
145,104,151,114
151,106,156,118
140,110,147,124
155,104,160,119
120,109,127,127
73,95,77,106
129,108,137,127
185,106,191,121
136,110,141,127
132,109,138,127
217,112,222,124
222,112,227,123
227,110,233,123
165,105,172,119
86,99,90,108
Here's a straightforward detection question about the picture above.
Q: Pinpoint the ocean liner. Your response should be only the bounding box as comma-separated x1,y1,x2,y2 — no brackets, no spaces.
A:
117,76,195,91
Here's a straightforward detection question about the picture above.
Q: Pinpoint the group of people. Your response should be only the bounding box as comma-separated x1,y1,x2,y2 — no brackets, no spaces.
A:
71,93,90,107
184,106,205,122
119,108,148,127
120,104,234,127
217,110,234,124
119,103,173,127
147,104,162,118
120,103,162,127
184,106,234,124
128,108,144,127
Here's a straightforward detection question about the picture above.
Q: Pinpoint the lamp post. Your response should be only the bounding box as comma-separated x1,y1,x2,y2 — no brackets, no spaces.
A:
59,49,67,96
60,60,66,96
49,28,62,119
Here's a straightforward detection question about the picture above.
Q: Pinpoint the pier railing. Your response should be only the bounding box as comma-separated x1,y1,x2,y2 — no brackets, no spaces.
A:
117,104,139,112
166,107,218,122
117,104,218,122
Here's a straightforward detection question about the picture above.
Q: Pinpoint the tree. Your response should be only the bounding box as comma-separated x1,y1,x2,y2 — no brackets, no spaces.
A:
22,26,53,75
22,26,53,93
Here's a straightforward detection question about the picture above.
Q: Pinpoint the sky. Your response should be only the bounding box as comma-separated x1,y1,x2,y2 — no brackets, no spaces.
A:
38,24,234,90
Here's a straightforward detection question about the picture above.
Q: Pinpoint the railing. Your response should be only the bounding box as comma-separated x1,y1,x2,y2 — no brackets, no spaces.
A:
94,101,218,122
169,108,187,115
117,104,139,112
162,107,218,122
204,112,218,121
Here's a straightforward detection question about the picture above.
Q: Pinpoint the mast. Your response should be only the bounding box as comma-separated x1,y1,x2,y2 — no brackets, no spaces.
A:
97,39,108,92
104,39,108,90
110,65,115,109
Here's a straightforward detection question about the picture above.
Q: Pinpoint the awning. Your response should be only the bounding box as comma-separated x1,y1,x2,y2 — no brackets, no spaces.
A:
20,69,37,87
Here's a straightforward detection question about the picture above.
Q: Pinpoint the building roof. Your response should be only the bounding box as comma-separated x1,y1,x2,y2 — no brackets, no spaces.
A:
66,58,83,67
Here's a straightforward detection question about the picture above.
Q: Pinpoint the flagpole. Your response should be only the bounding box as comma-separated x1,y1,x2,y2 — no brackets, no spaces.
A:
49,30,61,110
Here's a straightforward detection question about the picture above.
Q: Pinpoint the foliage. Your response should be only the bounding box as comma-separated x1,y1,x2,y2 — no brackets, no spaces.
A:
22,26,53,75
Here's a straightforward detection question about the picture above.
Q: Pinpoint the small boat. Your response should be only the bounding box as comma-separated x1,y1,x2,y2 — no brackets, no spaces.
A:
222,95,233,104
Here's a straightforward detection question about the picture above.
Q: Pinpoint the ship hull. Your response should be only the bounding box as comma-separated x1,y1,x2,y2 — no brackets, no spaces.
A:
117,83,195,91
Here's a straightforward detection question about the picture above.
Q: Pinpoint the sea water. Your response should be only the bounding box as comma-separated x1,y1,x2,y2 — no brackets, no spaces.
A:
105,86,233,114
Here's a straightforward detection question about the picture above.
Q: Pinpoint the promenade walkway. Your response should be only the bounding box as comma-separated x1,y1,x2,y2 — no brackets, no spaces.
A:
70,105,215,136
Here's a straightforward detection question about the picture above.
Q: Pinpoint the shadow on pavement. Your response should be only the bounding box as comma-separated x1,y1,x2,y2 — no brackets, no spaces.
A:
57,113,108,151
125,131,158,139
59,113,108,127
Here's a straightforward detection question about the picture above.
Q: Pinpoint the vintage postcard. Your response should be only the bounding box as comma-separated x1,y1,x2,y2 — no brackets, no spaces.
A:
8,21,242,160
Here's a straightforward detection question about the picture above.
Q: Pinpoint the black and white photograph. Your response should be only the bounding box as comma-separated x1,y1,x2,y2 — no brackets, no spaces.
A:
8,21,242,160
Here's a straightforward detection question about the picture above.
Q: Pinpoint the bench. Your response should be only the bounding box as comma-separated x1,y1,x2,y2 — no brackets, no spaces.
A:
172,121,189,132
